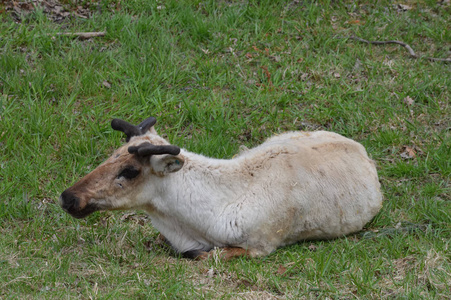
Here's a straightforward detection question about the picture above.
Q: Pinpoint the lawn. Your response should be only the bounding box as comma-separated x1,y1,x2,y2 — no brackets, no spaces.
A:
0,0,450,298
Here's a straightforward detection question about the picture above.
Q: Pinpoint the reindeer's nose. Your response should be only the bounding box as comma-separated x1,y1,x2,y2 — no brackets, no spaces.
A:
60,190,80,212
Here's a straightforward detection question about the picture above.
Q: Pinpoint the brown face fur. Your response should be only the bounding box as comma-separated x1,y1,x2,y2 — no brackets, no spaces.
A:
60,142,149,218
60,122,184,218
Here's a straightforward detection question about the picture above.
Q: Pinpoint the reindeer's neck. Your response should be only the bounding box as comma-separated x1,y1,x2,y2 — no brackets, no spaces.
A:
180,151,245,202
144,151,249,251
151,150,247,217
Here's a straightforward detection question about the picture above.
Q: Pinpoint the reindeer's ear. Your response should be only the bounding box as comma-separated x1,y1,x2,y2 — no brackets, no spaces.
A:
149,127,158,135
150,154,185,175
137,117,157,134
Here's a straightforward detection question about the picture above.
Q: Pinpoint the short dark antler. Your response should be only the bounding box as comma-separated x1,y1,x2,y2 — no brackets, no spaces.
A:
128,142,180,156
111,117,156,142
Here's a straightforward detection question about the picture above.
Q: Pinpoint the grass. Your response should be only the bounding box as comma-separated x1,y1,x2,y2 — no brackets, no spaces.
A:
1,0,450,298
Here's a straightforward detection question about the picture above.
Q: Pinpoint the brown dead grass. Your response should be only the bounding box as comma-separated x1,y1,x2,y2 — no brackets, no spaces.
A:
378,249,451,298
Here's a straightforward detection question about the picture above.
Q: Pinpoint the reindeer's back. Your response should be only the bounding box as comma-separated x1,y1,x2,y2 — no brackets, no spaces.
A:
233,131,382,255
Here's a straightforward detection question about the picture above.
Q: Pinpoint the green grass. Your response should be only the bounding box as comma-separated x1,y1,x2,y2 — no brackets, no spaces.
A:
1,0,450,298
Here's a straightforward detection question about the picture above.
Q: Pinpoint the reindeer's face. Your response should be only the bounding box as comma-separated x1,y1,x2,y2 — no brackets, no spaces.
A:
59,117,184,219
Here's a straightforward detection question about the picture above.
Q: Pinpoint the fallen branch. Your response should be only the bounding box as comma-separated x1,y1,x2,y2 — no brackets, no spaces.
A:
348,36,451,63
50,31,106,40
360,223,429,239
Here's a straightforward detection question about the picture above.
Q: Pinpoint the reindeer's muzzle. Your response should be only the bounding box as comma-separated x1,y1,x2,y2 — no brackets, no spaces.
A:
59,190,98,219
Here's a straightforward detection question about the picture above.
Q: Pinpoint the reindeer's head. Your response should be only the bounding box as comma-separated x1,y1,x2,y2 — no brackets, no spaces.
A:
59,117,185,218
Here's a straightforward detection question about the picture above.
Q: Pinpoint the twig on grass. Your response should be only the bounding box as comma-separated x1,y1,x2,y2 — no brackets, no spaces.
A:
2,276,33,289
347,36,451,63
49,31,106,40
360,223,429,239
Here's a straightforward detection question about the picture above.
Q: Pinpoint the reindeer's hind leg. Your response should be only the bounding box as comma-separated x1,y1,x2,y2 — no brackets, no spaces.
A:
216,247,250,260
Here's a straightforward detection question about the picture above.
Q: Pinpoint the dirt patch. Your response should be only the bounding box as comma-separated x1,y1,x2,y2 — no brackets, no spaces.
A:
2,0,94,23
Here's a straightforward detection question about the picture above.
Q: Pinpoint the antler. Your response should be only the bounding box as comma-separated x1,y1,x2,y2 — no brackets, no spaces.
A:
111,117,156,142
111,117,180,156
128,142,180,156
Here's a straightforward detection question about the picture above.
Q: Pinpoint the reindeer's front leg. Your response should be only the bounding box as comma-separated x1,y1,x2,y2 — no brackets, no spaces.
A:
182,247,250,260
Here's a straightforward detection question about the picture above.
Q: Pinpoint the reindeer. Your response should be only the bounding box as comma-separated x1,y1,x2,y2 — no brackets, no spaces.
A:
60,117,382,259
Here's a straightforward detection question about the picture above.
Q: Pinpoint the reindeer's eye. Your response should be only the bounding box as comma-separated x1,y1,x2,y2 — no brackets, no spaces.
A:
117,166,140,180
